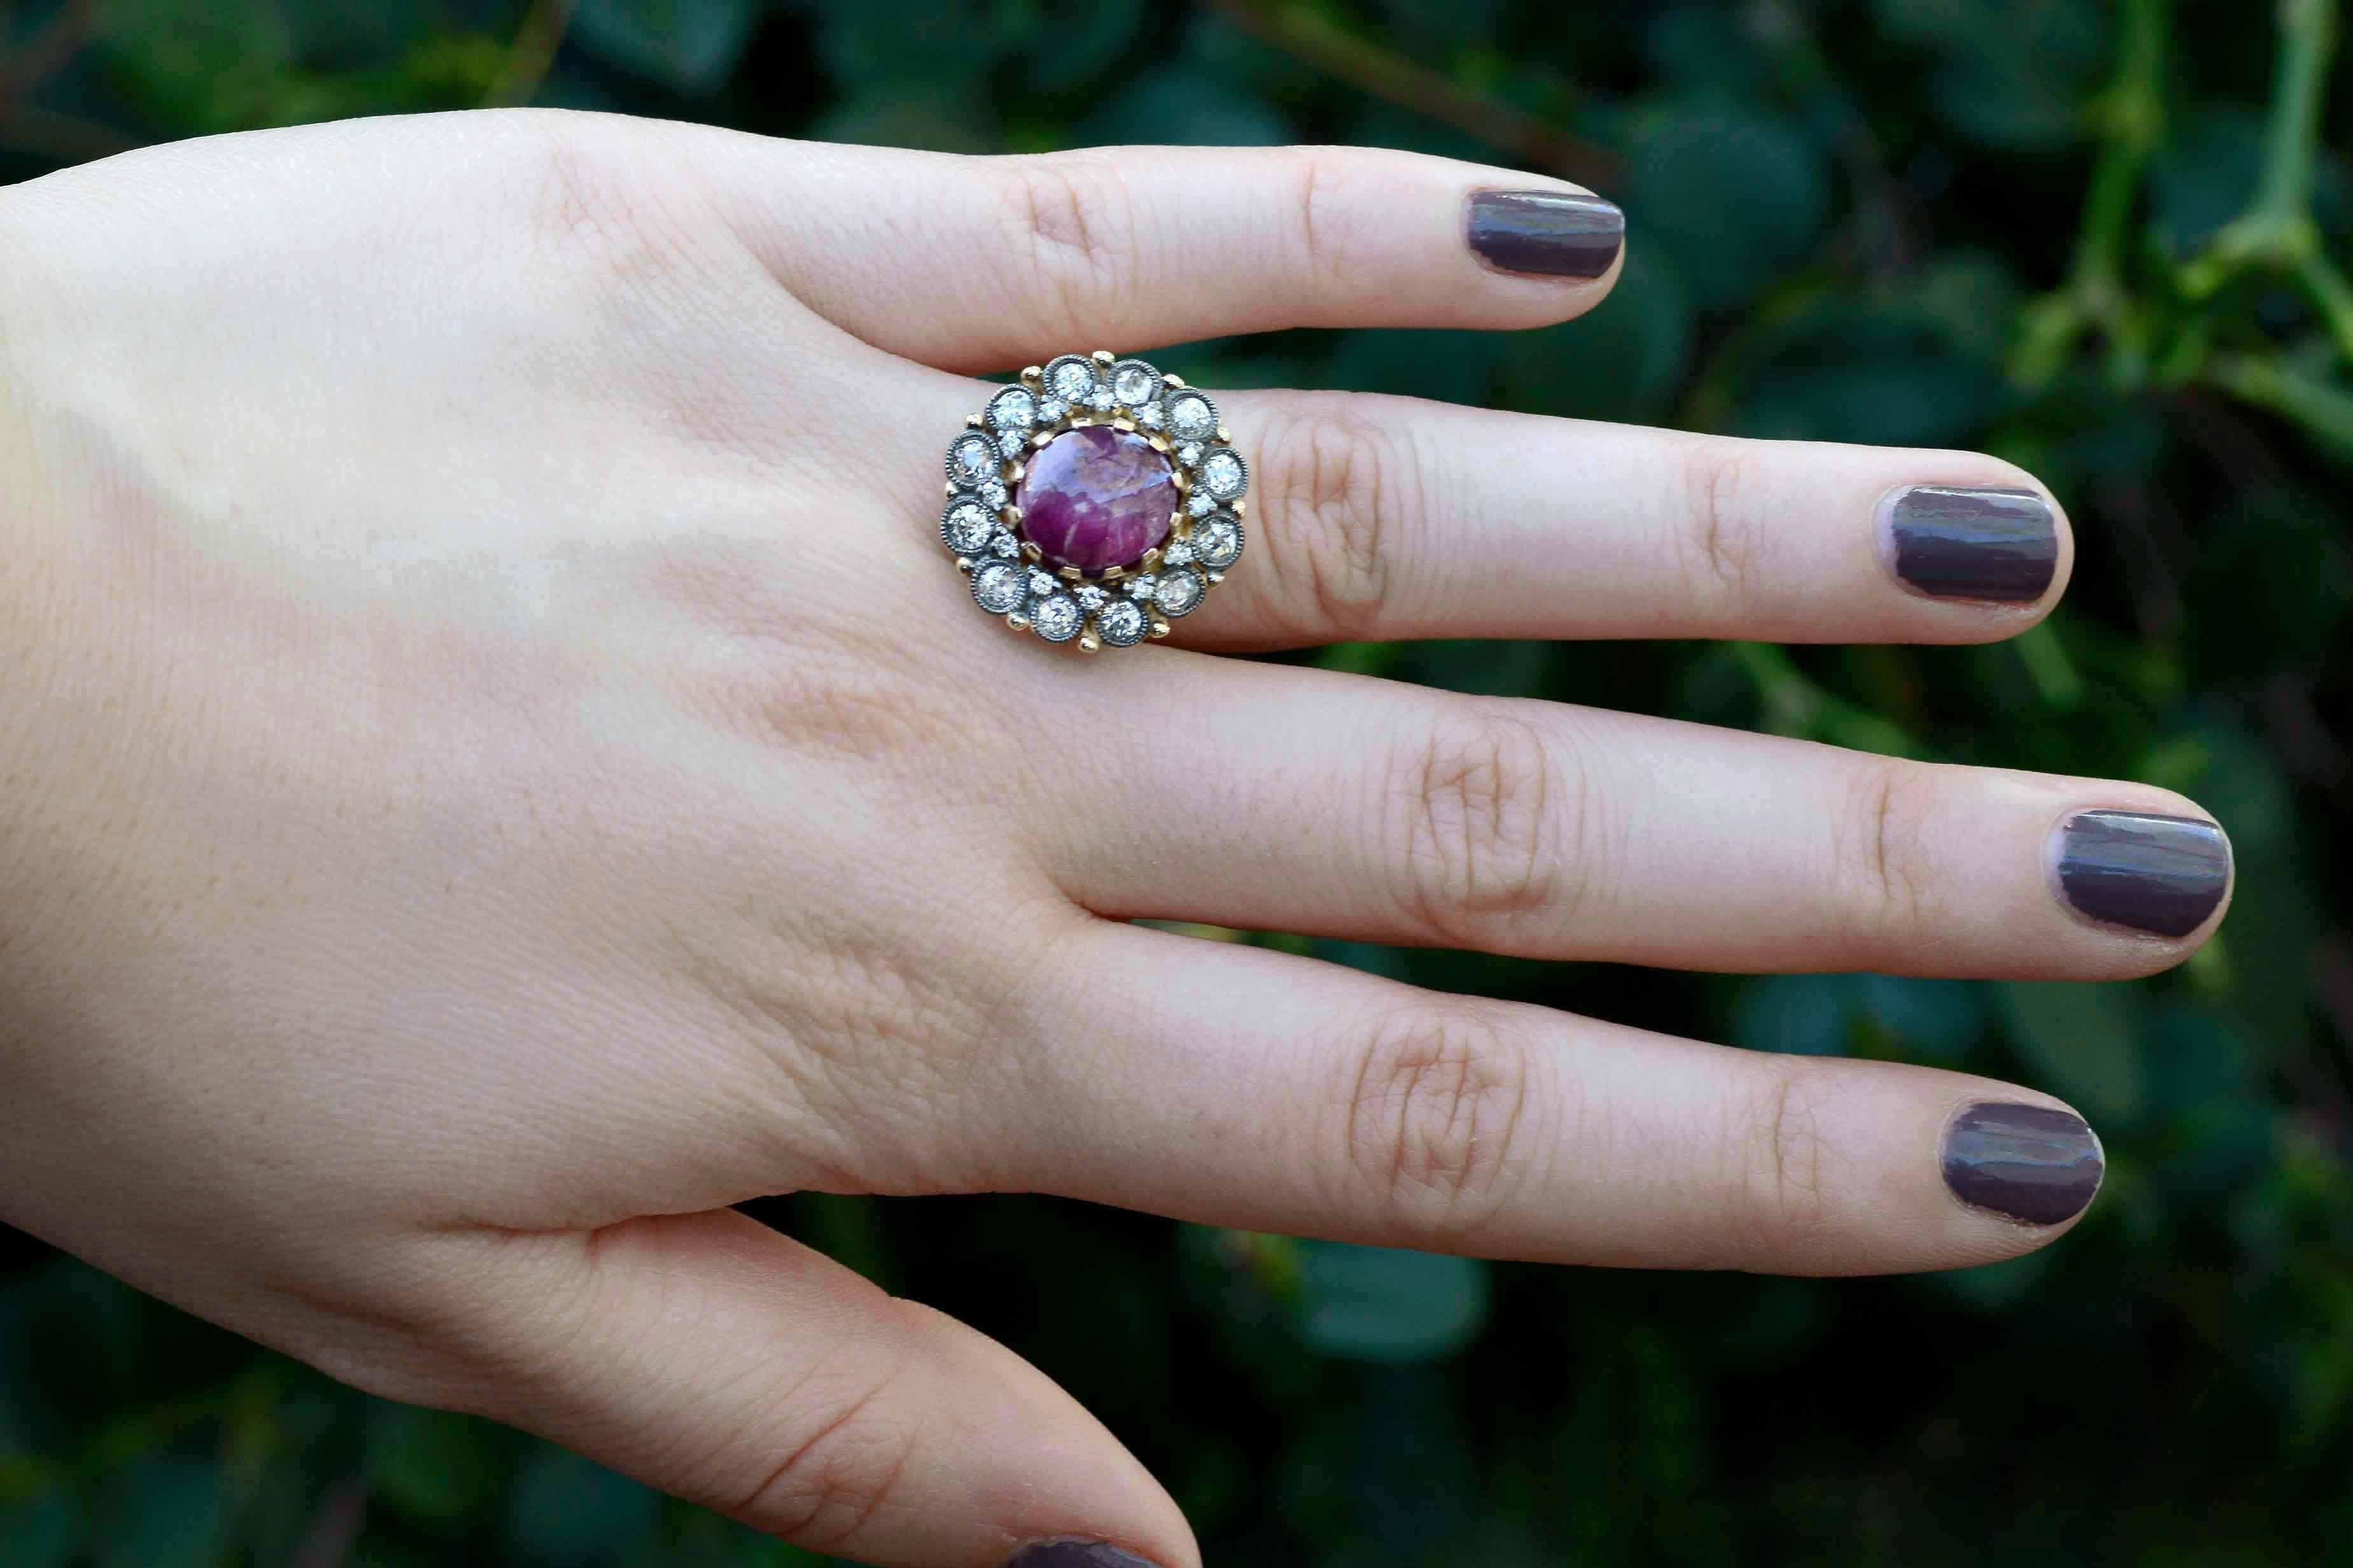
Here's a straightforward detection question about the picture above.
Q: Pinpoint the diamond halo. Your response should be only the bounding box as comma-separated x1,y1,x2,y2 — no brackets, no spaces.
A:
937,349,1248,653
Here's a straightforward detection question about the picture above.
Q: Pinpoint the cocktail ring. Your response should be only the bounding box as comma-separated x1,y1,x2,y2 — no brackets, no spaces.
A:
939,350,1248,652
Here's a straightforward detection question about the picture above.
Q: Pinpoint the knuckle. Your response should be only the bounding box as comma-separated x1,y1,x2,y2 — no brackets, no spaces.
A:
1385,703,1578,947
1255,394,1420,640
1341,1008,1535,1246
1731,1063,1835,1265
502,111,689,279
740,1351,921,1550
1840,760,1939,949
1676,439,1770,615
1285,147,1346,293
999,156,1136,343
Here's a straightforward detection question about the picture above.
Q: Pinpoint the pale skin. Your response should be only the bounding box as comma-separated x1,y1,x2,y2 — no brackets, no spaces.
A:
0,111,2226,1567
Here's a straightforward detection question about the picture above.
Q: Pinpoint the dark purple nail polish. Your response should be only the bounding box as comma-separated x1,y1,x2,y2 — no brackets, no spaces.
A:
2052,810,2231,938
1879,486,2057,602
1002,1543,1166,1568
1466,189,1624,279
1941,1101,2103,1226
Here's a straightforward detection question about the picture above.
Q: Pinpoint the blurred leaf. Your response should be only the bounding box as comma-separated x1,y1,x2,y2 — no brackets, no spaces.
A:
2151,107,2269,254
94,1457,228,1568
1645,5,1772,97
1996,981,2145,1121
0,1494,76,1568
1499,246,1694,421
808,92,997,153
1011,0,1146,93
1854,975,1986,1064
97,0,294,130
808,0,1005,89
1874,0,2108,149
502,1446,660,1568
1327,329,1500,406
1295,1243,1490,1364
572,0,762,95
369,1403,506,1525
1626,104,1828,310
1931,1247,2055,1309
2183,489,2353,679
1731,973,1856,1056
1073,65,1290,146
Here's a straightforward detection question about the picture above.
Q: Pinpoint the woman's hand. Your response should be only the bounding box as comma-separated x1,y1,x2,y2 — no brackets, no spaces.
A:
0,112,2228,1568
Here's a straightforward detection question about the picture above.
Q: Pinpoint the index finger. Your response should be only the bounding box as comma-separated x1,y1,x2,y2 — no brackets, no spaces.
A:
698,134,1625,369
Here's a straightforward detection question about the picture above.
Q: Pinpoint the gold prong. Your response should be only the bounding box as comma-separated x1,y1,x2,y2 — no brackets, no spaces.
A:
1232,499,1246,518
956,557,976,574
1032,430,1055,448
1149,618,1172,638
1146,434,1170,453
1090,349,1114,366
1021,366,1044,390
1141,547,1163,570
1021,542,1042,562
1003,504,1023,525
966,413,985,429
1214,426,1229,443
1006,612,1031,631
1077,632,1103,654
1206,570,1225,584
1058,565,1082,581
1103,565,1126,581
1164,374,1187,389
1007,462,1026,484
1113,417,1136,433
944,481,960,500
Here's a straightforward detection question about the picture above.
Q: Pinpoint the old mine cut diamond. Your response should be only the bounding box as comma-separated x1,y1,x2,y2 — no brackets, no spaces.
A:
1016,425,1179,574
973,560,1028,615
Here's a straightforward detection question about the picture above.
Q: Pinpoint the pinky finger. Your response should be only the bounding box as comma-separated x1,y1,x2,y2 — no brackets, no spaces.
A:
408,1210,1195,1568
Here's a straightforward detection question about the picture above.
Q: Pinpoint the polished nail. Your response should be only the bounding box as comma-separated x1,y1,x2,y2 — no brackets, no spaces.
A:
1466,189,1624,279
1880,485,2057,602
2053,810,2231,938
1002,1543,1166,1568
1941,1101,2103,1226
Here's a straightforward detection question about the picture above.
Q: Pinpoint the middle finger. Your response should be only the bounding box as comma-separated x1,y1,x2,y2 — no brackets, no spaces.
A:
1047,657,2232,979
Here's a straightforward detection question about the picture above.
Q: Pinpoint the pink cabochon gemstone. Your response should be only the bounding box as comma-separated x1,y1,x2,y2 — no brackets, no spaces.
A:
1016,425,1178,574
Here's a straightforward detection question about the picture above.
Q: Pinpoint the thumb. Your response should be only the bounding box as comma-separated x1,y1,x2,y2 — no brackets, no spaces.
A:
422,1208,1196,1568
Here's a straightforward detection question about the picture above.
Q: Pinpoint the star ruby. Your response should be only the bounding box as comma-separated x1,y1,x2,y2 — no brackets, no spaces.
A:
1016,426,1178,574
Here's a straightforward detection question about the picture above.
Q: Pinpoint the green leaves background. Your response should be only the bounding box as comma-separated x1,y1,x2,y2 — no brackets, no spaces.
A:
3,0,2350,1562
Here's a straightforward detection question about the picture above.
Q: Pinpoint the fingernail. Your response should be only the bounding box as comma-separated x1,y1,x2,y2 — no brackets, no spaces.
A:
1941,1101,2103,1226
1466,189,1624,279
1002,1543,1166,1568
2052,810,2232,938
1879,485,2057,602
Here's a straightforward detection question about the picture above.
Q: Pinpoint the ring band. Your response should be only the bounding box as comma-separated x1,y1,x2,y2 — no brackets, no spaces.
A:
940,350,1248,652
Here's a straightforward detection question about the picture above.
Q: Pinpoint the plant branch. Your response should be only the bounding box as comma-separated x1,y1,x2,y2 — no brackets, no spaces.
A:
2254,0,2335,221
2208,351,2353,457
2183,0,2340,292
1206,0,1621,188
2013,0,2167,389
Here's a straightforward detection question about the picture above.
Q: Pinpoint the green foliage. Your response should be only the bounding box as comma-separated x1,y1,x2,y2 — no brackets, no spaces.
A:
3,0,2351,1564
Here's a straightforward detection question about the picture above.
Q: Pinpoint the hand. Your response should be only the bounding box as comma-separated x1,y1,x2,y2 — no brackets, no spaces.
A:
0,111,2229,1568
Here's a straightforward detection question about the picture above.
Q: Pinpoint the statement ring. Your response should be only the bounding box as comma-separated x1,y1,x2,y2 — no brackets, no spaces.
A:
939,350,1248,652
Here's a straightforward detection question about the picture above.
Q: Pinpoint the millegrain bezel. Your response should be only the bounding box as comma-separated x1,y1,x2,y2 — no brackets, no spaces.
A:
938,348,1248,653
